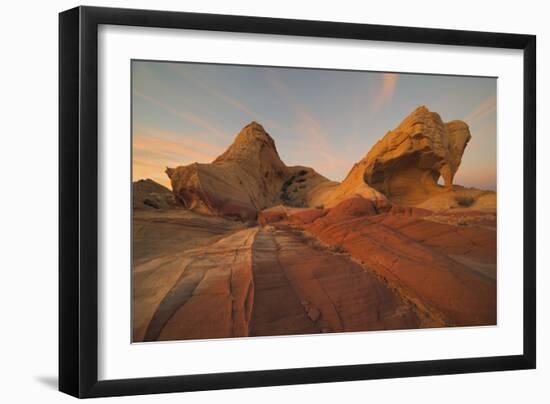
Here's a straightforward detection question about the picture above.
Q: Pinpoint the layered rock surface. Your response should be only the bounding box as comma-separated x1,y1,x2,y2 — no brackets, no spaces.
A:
134,198,497,342
306,163,386,208
361,106,472,205
132,209,248,341
305,106,476,209
133,217,422,342
264,199,497,326
166,122,328,220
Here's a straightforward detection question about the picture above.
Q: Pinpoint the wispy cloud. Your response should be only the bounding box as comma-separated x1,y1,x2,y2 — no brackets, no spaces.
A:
264,69,348,169
134,127,224,163
264,69,360,179
277,136,352,181
132,127,226,186
133,90,229,141
168,65,281,128
133,159,172,189
367,73,398,114
342,74,397,160
463,95,497,124
265,70,331,147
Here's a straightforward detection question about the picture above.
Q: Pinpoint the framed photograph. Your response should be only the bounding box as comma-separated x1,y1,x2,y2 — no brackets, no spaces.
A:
59,6,536,398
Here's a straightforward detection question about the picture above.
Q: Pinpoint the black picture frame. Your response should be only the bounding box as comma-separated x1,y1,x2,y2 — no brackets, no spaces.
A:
59,5,536,398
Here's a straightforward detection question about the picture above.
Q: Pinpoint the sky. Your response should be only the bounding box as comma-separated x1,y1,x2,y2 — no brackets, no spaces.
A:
132,60,497,190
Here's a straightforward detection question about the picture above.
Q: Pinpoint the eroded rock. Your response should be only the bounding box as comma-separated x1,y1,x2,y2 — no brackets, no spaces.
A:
299,197,496,326
362,106,472,205
307,162,386,209
167,122,328,220
133,179,176,210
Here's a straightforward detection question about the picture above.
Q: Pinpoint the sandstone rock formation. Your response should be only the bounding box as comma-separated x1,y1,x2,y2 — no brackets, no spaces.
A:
257,205,329,226
306,164,386,208
361,106,471,205
264,198,497,326
166,109,486,216
134,195,497,341
133,108,497,342
305,105,472,209
132,209,248,341
132,179,176,210
166,122,328,220
134,217,422,342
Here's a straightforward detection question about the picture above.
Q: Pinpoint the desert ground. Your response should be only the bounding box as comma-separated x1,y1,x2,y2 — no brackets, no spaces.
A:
133,106,496,342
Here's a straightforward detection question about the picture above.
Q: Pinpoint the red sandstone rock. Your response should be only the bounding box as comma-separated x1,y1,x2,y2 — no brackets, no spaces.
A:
298,198,496,326
287,208,328,225
259,205,329,226
258,205,289,226
325,196,377,219
134,220,422,341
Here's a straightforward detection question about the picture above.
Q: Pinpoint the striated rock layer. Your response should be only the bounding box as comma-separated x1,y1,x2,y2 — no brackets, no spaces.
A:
133,196,496,341
264,198,497,326
166,122,328,220
133,219,423,342
361,106,471,205
132,209,248,341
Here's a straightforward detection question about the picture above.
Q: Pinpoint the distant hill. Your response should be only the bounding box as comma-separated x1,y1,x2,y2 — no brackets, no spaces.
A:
133,179,176,210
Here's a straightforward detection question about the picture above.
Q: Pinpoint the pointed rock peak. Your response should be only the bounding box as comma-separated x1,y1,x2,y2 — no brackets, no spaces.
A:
214,122,280,163
397,105,441,132
235,121,275,146
414,105,429,113
413,105,430,113
401,105,442,123
244,120,265,131
410,105,440,116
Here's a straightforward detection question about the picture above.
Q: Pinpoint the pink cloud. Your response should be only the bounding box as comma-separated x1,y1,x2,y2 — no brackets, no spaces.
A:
168,65,282,129
132,159,173,189
133,90,229,141
265,69,331,150
464,95,497,124
368,73,398,114
132,127,226,186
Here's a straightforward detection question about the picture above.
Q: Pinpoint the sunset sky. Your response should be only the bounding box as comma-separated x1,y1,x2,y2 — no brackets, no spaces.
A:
132,61,497,190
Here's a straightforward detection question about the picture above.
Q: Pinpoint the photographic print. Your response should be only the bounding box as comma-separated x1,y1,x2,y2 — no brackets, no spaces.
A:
132,60,497,343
